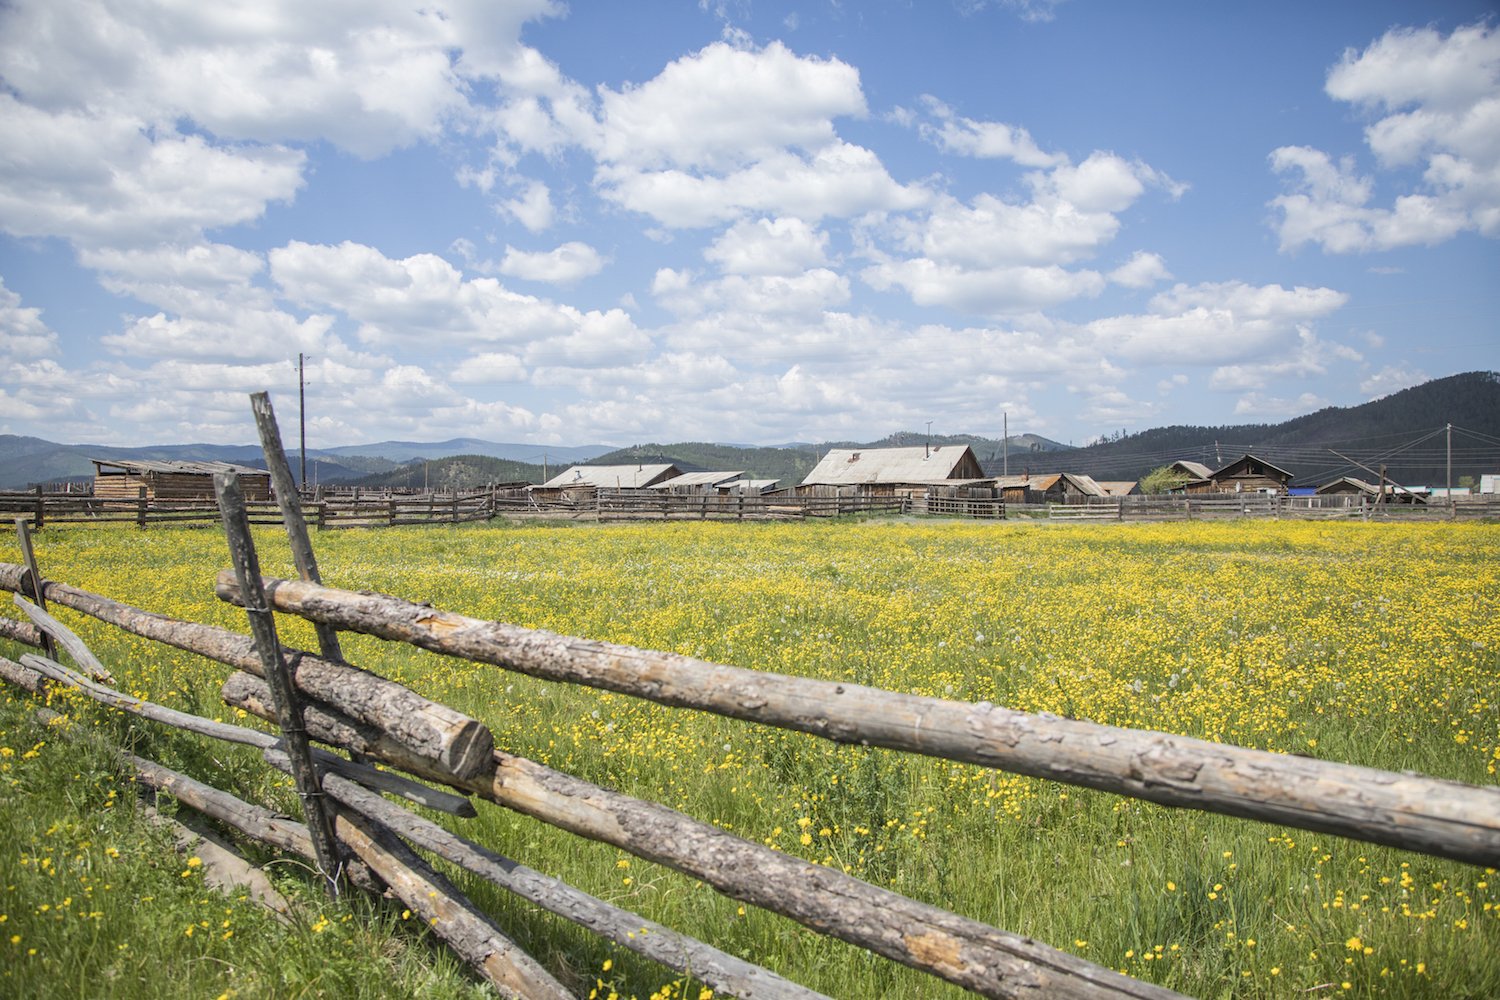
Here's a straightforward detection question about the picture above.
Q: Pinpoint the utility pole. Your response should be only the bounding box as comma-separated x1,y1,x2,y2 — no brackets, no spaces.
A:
298,353,307,490
1003,412,1008,477
1447,422,1454,517
926,420,932,459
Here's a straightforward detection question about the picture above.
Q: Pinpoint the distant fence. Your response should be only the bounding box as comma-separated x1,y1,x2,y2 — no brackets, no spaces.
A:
4,484,1496,530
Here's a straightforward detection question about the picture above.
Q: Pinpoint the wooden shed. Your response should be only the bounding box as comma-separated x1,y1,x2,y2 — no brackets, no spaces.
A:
91,459,272,501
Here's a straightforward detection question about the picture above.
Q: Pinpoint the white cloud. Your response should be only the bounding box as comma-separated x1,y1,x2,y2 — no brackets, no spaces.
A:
653,267,850,319
498,179,556,232
0,277,58,359
702,217,830,275
1207,325,1361,391
1269,22,1500,253
917,98,1065,167
1085,280,1348,365
1360,363,1429,398
595,140,930,228
1232,392,1330,417
863,258,1104,315
270,240,647,356
498,242,608,285
1107,251,1173,288
592,41,866,172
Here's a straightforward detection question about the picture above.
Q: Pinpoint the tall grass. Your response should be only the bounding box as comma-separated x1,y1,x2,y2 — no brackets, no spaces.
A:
1,518,1496,999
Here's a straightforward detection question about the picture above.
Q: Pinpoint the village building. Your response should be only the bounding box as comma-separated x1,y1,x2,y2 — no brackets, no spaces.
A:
1314,478,1425,504
647,471,745,493
539,464,681,491
91,459,272,501
798,445,986,495
991,472,1108,504
1095,480,1142,497
1184,454,1294,494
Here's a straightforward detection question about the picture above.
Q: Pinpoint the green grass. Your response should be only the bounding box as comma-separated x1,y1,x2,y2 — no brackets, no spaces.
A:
1,517,1497,999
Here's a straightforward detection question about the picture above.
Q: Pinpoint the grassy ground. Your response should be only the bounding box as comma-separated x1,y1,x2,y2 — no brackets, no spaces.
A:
1,517,1496,1000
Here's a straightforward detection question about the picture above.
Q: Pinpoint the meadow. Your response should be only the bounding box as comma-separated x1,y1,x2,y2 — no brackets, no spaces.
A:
1,517,1497,1000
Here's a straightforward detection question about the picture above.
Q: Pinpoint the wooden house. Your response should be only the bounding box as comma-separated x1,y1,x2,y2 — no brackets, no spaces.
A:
1315,477,1424,504
91,459,272,501
798,445,985,496
991,472,1107,504
1200,454,1295,494
1095,480,1142,497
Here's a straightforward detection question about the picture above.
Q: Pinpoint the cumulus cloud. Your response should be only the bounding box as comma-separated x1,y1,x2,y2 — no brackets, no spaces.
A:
856,146,1182,315
1084,280,1348,366
0,277,58,359
1360,362,1429,398
498,243,608,285
1232,392,1330,417
1269,22,1500,253
1107,251,1173,288
270,240,647,357
1206,325,1361,391
917,97,1065,167
702,217,830,275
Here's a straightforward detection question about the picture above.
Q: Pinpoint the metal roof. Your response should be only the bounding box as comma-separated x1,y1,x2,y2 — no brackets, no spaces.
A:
801,445,980,486
646,471,745,489
1170,461,1214,479
541,464,680,489
92,458,268,477
1212,454,1295,480
726,478,780,491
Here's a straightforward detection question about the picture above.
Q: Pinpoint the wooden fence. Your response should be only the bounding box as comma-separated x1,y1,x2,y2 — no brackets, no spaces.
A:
0,388,1494,999
3,542,1498,1000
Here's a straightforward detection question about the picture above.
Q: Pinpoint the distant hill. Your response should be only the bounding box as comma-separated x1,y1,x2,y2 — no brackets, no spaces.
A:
0,436,609,490
316,439,612,464
325,455,548,490
1036,371,1500,485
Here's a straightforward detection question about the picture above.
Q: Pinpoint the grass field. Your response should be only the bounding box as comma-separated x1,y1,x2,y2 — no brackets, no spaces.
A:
1,518,1497,999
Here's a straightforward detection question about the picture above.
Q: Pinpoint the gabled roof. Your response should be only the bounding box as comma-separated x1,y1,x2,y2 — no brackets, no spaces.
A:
1170,460,1214,479
1095,480,1140,496
993,474,1061,490
801,445,981,486
1315,477,1378,495
1211,454,1295,482
646,471,744,490
1059,473,1109,497
92,458,267,477
541,464,680,489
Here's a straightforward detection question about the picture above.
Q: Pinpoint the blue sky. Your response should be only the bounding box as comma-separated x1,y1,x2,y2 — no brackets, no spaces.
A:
0,0,1495,450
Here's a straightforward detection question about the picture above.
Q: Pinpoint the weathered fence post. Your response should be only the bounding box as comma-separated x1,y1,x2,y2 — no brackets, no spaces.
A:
14,518,56,661
214,471,343,896
33,484,44,530
249,392,343,663
136,486,147,528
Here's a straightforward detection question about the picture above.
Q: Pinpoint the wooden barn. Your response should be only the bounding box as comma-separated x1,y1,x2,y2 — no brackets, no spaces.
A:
798,445,986,495
646,471,745,494
533,464,682,500
91,459,272,501
992,472,1108,504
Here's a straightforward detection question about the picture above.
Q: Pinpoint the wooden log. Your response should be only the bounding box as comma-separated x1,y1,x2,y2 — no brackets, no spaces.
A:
216,571,1500,869
226,672,1184,1000
0,614,44,648
14,594,115,683
333,807,573,1000
15,650,475,818
263,746,832,1000
0,654,48,694
0,563,493,780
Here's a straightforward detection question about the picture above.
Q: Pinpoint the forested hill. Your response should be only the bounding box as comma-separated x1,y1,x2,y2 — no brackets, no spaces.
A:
1035,371,1500,484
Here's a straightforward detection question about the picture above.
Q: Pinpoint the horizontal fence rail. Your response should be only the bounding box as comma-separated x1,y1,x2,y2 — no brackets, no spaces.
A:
212,571,1500,869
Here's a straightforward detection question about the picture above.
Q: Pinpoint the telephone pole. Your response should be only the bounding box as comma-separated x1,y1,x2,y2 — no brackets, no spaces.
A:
1447,422,1453,516
298,354,307,490
1003,412,1008,476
